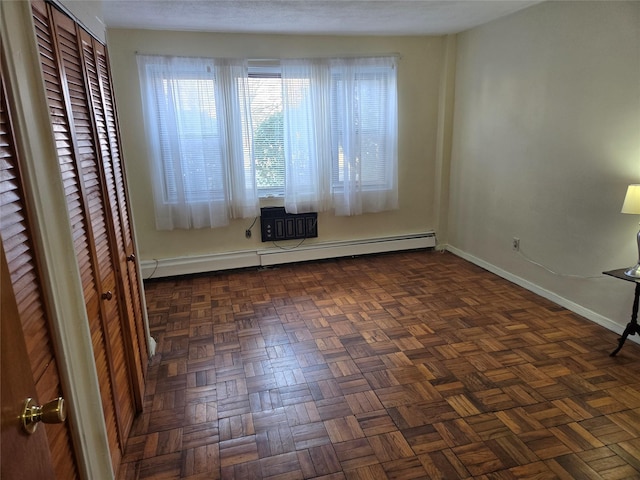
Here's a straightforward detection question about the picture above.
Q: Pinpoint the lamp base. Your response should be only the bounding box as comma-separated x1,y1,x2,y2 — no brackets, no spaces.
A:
624,264,640,278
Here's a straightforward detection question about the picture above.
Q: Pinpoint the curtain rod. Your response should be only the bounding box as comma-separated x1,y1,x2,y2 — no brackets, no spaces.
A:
135,52,402,61
248,53,402,61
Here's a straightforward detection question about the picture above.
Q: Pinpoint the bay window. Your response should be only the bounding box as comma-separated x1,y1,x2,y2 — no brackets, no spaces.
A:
137,54,398,230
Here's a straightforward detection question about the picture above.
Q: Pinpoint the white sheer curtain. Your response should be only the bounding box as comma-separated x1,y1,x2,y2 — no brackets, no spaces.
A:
281,57,398,216
215,59,259,219
330,57,399,216
138,54,397,226
137,55,258,230
281,59,332,214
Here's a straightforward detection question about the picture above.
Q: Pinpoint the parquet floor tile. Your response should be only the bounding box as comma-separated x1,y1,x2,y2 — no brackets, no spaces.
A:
119,251,640,479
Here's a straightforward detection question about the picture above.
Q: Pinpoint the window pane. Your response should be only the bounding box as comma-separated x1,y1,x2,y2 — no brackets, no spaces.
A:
175,78,223,202
330,67,394,191
155,72,224,203
248,76,284,195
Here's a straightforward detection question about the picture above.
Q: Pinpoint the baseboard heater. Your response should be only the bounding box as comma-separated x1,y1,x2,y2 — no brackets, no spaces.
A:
258,233,435,266
260,207,318,242
140,232,436,278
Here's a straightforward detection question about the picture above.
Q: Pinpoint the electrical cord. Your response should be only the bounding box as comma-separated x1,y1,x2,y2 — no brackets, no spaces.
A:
272,237,308,250
145,258,159,280
245,216,259,238
271,217,317,251
247,216,258,230
516,249,603,279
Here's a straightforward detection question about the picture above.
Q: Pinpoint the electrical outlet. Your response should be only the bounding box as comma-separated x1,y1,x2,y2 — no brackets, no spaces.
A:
245,229,252,239
512,237,520,251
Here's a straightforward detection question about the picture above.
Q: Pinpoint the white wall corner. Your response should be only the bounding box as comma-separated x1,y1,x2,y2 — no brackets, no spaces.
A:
433,34,457,247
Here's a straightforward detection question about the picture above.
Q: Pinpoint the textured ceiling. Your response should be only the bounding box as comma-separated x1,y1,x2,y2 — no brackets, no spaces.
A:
101,0,543,36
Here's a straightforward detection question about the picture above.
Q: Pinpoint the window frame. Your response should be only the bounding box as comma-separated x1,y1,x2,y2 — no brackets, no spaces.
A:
329,65,397,194
148,64,226,205
249,61,397,198
138,54,398,223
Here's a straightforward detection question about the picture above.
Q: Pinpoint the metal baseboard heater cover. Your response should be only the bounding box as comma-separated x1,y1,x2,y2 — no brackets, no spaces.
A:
260,207,318,242
139,232,435,277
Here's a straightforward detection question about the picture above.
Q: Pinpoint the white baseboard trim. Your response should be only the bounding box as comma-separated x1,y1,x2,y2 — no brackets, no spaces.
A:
141,232,436,279
445,245,638,344
258,233,436,266
141,251,261,279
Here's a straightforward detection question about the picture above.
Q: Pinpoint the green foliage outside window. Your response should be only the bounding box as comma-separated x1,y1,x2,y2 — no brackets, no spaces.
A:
253,111,284,189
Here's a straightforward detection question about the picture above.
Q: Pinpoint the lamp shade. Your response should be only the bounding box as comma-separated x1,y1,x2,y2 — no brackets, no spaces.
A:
621,185,640,214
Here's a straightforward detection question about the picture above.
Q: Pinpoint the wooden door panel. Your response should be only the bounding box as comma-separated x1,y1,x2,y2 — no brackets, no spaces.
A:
102,270,135,433
50,1,134,458
81,30,146,409
89,307,122,468
0,103,53,384
96,41,149,381
53,11,137,447
32,4,96,315
37,359,77,479
32,0,129,471
32,1,148,473
0,44,77,479
1,244,55,480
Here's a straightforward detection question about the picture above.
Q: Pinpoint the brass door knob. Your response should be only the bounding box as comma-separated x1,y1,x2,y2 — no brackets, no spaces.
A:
21,397,66,434
127,253,136,262
102,291,113,300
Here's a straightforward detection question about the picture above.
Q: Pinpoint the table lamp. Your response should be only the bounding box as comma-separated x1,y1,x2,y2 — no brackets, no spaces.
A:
621,184,640,277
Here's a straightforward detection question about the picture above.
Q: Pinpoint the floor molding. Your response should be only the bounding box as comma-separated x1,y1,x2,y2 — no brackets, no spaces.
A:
258,233,436,267
446,244,638,344
141,232,436,279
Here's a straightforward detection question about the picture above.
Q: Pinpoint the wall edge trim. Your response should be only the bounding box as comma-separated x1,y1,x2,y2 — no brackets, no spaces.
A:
445,245,639,345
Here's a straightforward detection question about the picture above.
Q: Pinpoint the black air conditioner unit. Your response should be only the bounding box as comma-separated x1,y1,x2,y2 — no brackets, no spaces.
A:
260,207,318,242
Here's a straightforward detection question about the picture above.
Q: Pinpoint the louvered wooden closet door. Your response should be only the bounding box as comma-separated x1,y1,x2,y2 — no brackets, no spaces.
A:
0,52,78,479
81,30,147,407
32,0,145,471
96,39,149,384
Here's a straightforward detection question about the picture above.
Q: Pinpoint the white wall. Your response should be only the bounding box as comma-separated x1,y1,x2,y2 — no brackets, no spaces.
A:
59,0,105,42
449,1,640,332
107,30,445,264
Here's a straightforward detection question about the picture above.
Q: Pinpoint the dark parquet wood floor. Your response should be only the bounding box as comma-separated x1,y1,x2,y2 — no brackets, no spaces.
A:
119,250,640,479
